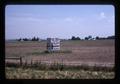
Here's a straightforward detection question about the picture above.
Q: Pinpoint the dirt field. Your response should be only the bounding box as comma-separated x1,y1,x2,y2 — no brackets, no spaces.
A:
5,40,115,67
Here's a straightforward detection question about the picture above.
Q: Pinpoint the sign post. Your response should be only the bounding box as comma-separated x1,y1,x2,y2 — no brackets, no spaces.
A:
47,38,60,52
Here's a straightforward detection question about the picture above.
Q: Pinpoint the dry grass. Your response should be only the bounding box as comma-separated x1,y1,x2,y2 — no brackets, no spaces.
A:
5,60,114,71
5,67,114,79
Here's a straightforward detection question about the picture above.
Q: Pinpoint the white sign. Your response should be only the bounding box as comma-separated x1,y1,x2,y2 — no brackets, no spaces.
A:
47,38,60,52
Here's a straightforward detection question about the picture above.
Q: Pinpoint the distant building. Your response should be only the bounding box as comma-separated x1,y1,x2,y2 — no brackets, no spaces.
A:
47,38,60,52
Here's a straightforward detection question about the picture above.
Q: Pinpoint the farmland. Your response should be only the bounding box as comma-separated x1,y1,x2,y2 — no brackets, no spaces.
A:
5,40,115,79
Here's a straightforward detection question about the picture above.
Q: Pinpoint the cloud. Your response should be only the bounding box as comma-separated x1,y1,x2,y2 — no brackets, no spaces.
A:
97,12,107,21
64,17,73,22
100,12,106,19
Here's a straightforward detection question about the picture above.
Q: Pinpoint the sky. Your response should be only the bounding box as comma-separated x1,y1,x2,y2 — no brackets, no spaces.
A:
5,5,115,39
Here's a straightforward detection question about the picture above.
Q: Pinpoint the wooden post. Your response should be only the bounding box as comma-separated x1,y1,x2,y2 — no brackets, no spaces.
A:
20,56,22,66
31,59,33,66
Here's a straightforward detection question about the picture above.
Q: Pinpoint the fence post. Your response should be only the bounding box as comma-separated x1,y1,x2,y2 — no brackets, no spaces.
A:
20,56,22,66
31,59,33,66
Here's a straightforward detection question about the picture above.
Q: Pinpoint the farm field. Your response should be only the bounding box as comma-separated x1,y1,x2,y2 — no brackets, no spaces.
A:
5,40,115,79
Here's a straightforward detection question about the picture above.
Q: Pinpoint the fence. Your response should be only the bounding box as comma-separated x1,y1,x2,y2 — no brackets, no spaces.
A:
5,57,22,66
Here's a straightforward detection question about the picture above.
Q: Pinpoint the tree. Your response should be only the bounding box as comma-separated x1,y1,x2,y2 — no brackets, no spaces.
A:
36,37,39,41
32,37,39,41
96,36,99,40
23,38,28,41
71,36,76,40
107,35,115,39
18,38,21,41
88,35,92,40
85,37,89,40
32,37,36,41
76,37,81,40
71,36,81,40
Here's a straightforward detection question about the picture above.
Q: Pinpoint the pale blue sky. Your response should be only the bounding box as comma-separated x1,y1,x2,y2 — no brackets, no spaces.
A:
5,5,114,39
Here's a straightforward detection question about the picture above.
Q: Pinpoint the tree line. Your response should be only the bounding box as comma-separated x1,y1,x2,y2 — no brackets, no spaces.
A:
71,35,115,40
17,35,115,41
17,37,39,41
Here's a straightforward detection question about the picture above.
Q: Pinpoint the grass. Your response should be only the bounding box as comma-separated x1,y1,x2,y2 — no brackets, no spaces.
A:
5,56,115,79
44,50,72,53
5,67,114,79
5,61,114,72
28,50,72,55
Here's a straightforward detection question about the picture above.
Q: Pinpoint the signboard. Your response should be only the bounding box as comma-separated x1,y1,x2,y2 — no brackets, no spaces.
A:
47,38,60,52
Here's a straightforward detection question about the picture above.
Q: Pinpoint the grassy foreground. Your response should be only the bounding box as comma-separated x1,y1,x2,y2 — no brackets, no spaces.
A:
5,67,114,79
